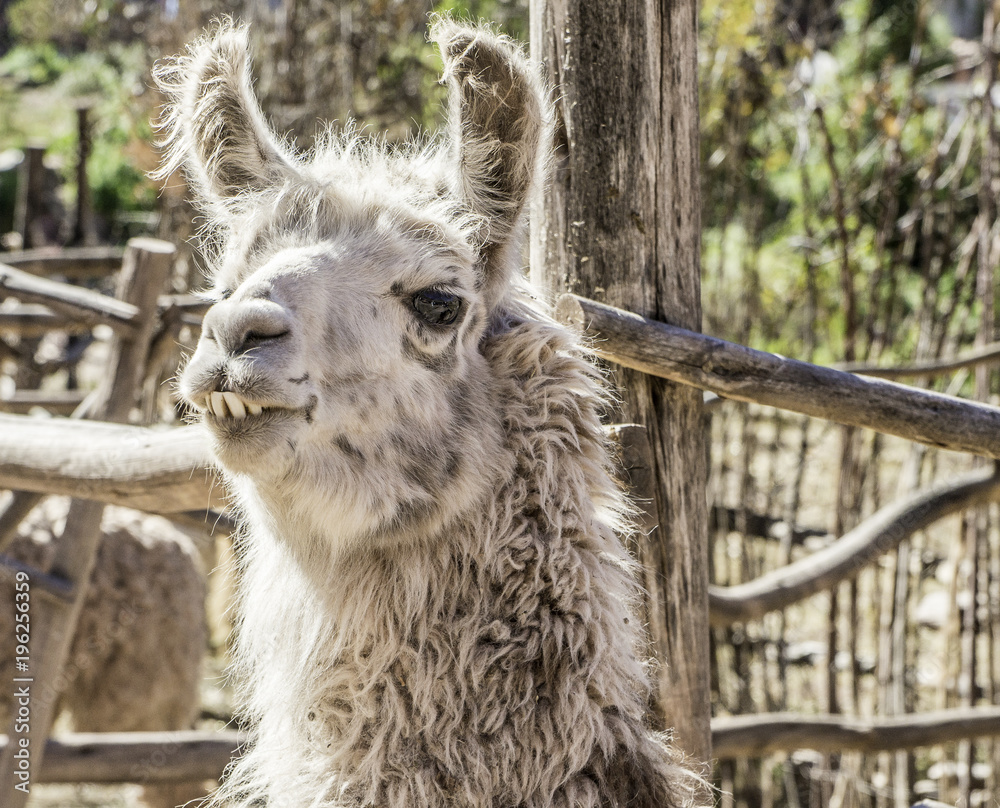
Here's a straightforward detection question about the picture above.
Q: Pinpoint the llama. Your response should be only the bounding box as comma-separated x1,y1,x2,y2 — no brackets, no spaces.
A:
0,498,209,808
158,17,704,808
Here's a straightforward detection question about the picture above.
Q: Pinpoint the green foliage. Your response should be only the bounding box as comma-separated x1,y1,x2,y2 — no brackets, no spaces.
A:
8,0,157,52
0,34,157,239
1,0,532,243
89,130,157,217
0,43,69,86
700,0,986,368
244,0,527,147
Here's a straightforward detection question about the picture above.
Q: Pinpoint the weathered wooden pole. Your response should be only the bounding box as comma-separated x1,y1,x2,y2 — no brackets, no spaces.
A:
13,145,45,249
72,106,95,247
529,0,710,763
0,238,175,806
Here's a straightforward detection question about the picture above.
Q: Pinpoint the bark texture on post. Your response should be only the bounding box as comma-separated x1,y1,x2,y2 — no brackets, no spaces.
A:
529,0,710,762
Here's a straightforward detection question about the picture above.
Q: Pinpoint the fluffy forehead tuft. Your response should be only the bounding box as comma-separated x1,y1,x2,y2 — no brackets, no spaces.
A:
203,146,482,289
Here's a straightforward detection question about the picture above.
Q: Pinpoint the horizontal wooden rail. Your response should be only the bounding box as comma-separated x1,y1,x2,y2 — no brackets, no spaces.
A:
0,415,224,513
1,246,126,279
4,704,999,783
712,706,1000,757
0,390,87,415
0,262,138,333
0,305,93,336
0,294,208,338
708,465,1000,625
0,730,245,784
556,294,1000,459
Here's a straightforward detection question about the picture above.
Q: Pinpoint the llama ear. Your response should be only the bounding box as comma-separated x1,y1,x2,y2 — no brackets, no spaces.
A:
431,20,548,298
155,19,297,206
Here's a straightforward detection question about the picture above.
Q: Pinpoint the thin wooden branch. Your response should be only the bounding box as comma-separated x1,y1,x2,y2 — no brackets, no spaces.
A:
712,706,1000,757
709,505,829,545
0,305,92,336
0,262,138,333
708,465,1000,626
840,339,1000,379
0,415,224,514
556,294,1000,459
162,293,211,319
1,246,125,279
0,556,75,605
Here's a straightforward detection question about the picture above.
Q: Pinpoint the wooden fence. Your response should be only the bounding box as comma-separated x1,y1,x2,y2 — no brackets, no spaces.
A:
2,2,1000,802
0,245,999,791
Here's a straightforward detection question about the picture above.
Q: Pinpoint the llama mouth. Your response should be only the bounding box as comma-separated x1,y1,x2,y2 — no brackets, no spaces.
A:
205,391,266,420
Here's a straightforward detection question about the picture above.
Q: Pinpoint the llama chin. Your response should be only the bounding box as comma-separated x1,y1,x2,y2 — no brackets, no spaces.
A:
160,15,705,808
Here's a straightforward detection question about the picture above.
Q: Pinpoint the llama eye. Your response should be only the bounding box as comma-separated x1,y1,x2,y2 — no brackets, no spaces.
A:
411,289,462,326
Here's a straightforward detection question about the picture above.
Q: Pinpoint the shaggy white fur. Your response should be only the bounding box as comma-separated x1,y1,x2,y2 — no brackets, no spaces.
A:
158,17,704,808
0,498,208,808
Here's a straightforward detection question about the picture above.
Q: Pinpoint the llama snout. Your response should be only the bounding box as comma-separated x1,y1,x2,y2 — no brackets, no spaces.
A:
181,299,309,422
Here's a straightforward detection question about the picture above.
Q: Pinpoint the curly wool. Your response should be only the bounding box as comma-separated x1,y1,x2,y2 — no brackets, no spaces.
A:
209,309,700,808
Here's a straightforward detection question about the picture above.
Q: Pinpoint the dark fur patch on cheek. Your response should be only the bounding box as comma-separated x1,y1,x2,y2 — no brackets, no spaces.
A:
400,333,458,374
334,436,367,467
444,450,461,479
303,394,318,423
388,498,438,532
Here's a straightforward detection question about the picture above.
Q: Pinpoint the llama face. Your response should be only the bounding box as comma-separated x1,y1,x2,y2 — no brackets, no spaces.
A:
161,19,546,548
179,205,500,545
180,214,485,471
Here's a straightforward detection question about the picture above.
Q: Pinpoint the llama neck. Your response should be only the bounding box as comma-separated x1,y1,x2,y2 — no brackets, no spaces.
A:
229,476,484,712
227,492,495,807
217,318,651,808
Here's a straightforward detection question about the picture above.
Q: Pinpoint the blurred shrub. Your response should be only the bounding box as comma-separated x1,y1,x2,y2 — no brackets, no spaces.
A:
8,0,159,52
700,0,986,372
0,43,68,86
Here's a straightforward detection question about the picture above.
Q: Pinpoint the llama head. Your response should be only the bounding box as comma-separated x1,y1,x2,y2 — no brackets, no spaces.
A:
159,18,548,551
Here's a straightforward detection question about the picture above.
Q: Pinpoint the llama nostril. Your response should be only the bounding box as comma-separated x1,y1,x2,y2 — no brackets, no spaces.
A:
238,327,290,354
243,328,289,344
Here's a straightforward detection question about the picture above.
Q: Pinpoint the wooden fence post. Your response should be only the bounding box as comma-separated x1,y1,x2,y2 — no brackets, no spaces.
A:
0,238,175,805
529,0,711,762
13,146,45,250
72,106,95,247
